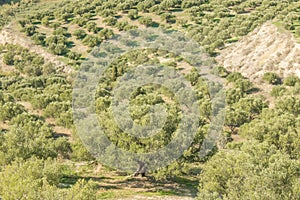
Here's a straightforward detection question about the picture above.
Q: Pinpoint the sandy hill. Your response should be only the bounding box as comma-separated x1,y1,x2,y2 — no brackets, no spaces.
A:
217,21,300,82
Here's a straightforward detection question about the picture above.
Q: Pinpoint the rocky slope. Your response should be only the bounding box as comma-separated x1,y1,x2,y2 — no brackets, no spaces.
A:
217,21,300,82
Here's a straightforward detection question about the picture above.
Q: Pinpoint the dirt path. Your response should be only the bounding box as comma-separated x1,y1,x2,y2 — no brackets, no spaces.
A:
94,175,197,200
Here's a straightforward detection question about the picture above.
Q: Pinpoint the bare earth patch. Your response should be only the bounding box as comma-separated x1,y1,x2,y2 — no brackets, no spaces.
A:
217,21,300,82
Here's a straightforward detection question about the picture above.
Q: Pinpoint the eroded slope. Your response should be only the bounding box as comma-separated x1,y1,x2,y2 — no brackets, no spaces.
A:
217,22,300,82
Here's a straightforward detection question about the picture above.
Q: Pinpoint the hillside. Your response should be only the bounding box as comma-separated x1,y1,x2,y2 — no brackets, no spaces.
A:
217,21,300,82
0,0,300,200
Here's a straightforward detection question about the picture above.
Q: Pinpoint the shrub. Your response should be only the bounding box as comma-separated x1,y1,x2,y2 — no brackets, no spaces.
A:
45,35,69,55
31,33,46,45
226,72,245,82
138,16,153,27
2,52,14,65
85,21,98,33
234,79,253,93
128,9,138,20
284,75,300,86
42,63,56,75
103,16,117,26
82,35,101,48
262,72,281,84
115,21,129,31
270,85,287,97
213,66,229,78
98,28,114,40
67,51,81,60
161,13,176,23
43,101,71,118
41,16,50,26
53,27,69,37
51,22,61,30
73,29,87,40
23,24,36,36
0,102,25,121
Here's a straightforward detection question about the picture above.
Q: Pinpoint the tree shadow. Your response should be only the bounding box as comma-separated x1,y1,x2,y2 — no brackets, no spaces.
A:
53,133,71,138
0,0,20,5
32,21,41,25
60,175,114,185
152,22,160,28
66,41,75,48
247,87,260,94
65,32,72,38
110,175,198,198
170,8,183,13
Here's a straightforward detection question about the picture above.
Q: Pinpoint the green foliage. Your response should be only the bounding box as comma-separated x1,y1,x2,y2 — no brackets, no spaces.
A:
234,78,253,93
67,51,82,60
0,158,97,200
0,113,71,163
198,141,300,200
2,51,14,65
98,28,114,40
185,68,200,86
226,72,245,83
51,22,62,30
23,24,36,36
0,158,66,198
213,66,229,78
226,88,244,104
45,35,69,55
284,75,300,86
31,82,71,109
103,16,117,26
98,8,116,18
115,21,130,31
1,44,45,76
53,27,69,37
73,29,87,40
85,21,98,33
275,96,300,116
137,0,155,12
0,101,25,121
82,35,101,48
70,134,94,162
270,85,287,97
41,16,50,26
128,9,139,20
239,107,300,159
161,12,176,24
2,0,300,197
31,33,46,45
160,0,180,10
138,16,154,27
263,72,281,85
72,16,89,27
18,19,29,28
55,109,74,128
225,106,248,133
226,96,267,133
44,101,71,118
181,0,206,9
